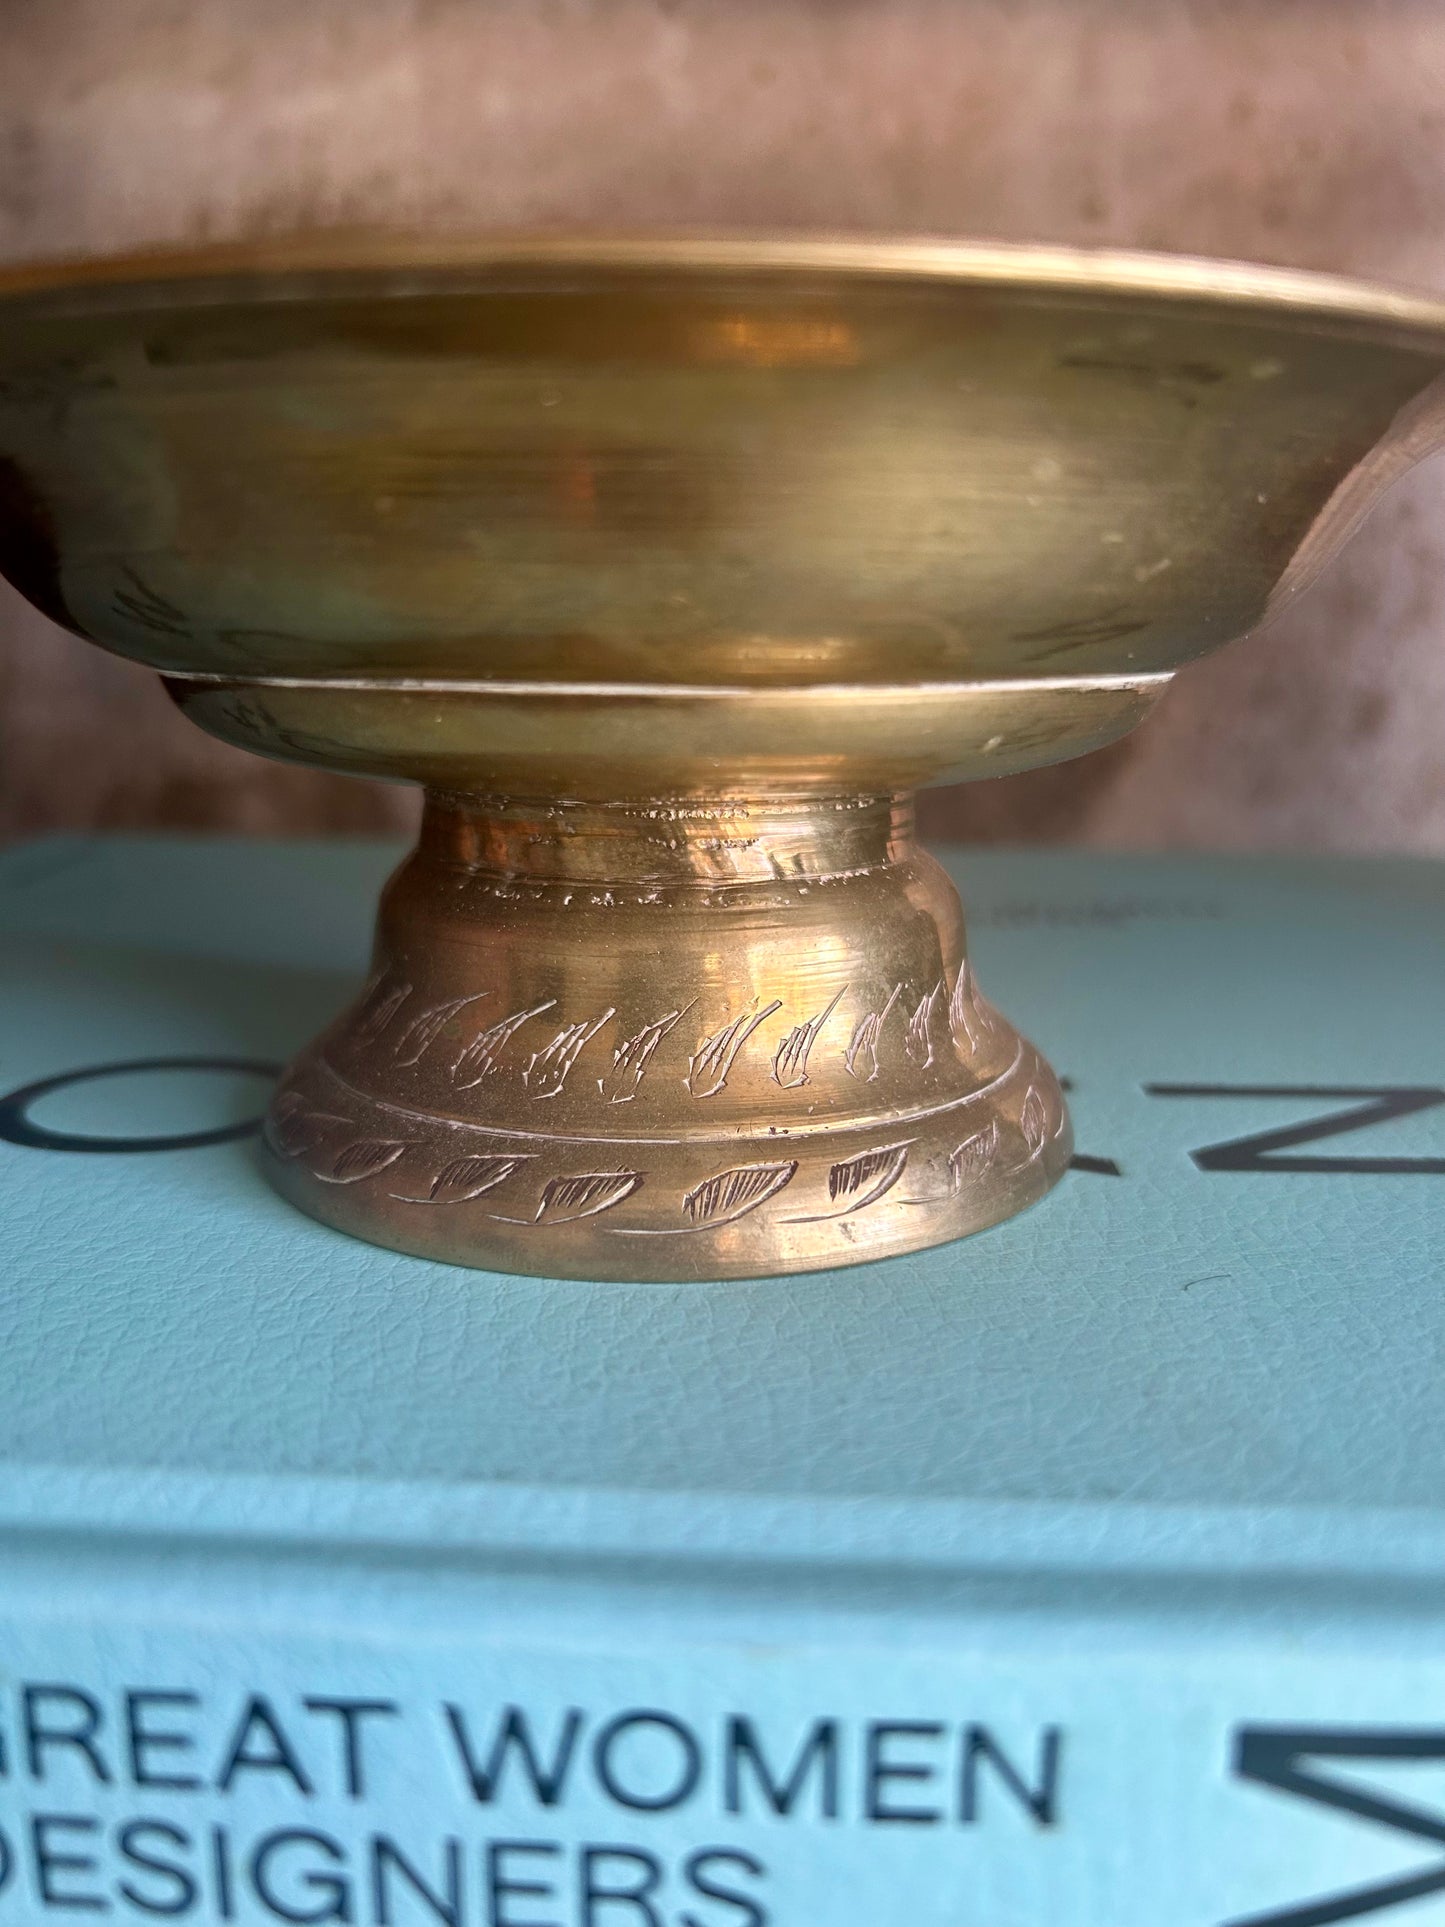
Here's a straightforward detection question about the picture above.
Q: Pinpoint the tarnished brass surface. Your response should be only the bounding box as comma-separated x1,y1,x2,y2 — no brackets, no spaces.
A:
3,235,1445,1277
263,792,1068,1279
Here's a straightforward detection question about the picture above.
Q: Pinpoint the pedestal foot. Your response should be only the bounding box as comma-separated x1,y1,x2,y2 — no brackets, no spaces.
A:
263,792,1071,1280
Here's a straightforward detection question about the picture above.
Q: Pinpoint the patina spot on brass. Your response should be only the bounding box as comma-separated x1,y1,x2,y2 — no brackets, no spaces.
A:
2,234,1443,1278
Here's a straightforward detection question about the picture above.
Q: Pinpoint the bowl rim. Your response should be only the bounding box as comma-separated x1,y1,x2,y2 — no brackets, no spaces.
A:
3,229,1445,346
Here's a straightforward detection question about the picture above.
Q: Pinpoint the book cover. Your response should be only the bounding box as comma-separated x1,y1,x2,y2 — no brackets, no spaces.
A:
2,836,1445,1927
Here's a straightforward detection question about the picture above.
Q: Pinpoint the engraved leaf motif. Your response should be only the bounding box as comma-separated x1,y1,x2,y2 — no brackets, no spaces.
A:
771,986,846,1089
266,1090,349,1159
267,1106,308,1157
393,992,491,1068
684,1160,798,1226
354,979,413,1048
688,999,782,1099
525,1008,615,1099
904,981,945,1069
1020,1085,1050,1157
950,1119,1000,1189
319,1138,409,1185
826,1141,911,1212
534,1170,642,1224
843,984,903,1083
771,1027,811,1088
948,964,985,1053
601,1003,693,1103
452,1000,556,1089
397,1154,526,1205
111,565,190,638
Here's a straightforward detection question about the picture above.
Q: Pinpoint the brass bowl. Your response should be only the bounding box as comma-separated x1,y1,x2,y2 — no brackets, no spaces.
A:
3,234,1444,1279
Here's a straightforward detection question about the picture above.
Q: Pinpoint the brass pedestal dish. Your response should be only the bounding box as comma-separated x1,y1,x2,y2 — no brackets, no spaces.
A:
3,236,1443,1279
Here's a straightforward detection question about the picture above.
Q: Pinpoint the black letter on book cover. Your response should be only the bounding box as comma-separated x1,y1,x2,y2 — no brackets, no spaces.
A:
29,1813,107,1911
248,1828,350,1923
1146,1085,1445,1174
23,1687,112,1783
0,1056,278,1153
370,1835,463,1927
683,1850,768,1927
444,1705,582,1807
126,1690,202,1790
217,1697,314,1796
960,1725,1062,1827
1057,1078,1121,1176
485,1841,561,1927
1227,1725,1445,1924
864,1723,945,1824
593,1712,703,1812
118,1819,199,1917
304,1699,399,1801
723,1717,840,1819
580,1846,664,1926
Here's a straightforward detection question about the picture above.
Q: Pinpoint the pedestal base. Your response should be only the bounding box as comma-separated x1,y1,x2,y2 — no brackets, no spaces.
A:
262,793,1071,1279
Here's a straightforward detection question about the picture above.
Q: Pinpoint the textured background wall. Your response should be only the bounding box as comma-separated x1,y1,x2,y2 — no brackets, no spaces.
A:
3,0,1445,847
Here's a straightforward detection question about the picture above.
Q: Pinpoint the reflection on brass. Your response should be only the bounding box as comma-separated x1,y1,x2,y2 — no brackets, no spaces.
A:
3,234,1445,1279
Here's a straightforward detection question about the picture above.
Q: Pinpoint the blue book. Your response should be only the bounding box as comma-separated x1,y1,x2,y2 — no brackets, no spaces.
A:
3,835,1445,1927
